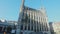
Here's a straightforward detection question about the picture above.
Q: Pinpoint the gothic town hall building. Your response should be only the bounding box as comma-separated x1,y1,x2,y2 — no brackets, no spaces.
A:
16,0,51,34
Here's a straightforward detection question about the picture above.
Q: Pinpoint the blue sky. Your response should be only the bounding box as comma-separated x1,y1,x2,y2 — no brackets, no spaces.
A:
0,0,60,22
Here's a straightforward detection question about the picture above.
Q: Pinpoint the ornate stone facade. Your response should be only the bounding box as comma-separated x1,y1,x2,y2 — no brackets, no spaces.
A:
17,0,51,34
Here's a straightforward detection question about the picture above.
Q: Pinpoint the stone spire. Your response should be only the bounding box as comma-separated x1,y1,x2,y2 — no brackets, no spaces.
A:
21,0,25,7
20,0,25,12
16,0,25,34
19,0,25,22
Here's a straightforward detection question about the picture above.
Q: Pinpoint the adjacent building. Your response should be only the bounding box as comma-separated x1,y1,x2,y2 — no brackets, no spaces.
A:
0,19,17,33
17,0,51,34
49,22,60,34
52,22,60,34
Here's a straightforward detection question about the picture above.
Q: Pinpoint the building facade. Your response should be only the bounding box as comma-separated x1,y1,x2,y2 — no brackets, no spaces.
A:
17,0,51,34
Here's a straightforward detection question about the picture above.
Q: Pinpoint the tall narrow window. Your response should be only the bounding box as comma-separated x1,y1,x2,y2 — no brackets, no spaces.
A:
28,26,30,30
25,26,27,30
